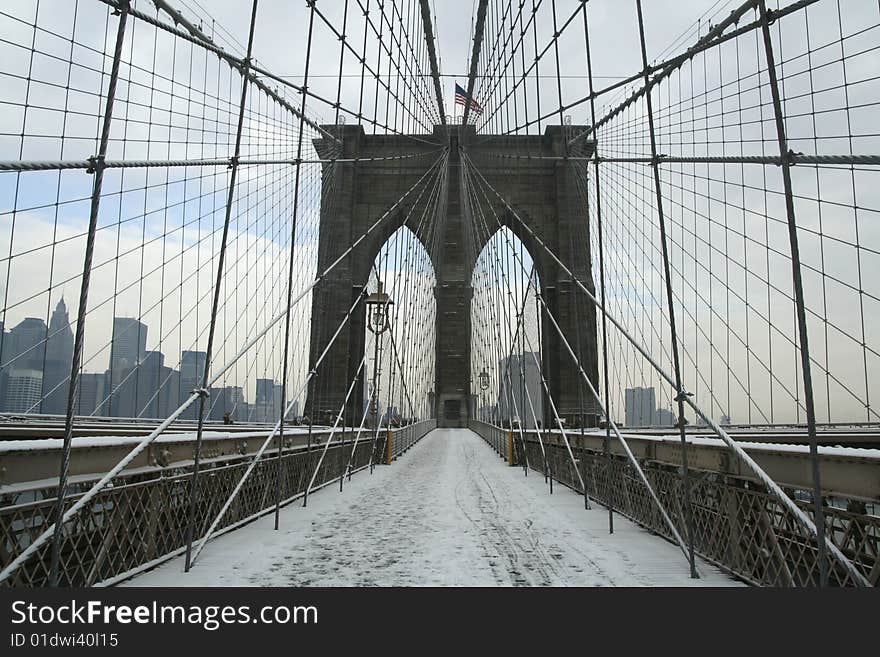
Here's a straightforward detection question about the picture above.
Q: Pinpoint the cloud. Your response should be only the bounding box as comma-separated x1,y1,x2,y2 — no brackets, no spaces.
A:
1,0,878,427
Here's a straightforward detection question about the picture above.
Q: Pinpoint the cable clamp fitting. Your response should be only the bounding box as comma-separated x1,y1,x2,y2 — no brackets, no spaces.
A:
193,387,210,400
674,389,693,403
86,155,104,174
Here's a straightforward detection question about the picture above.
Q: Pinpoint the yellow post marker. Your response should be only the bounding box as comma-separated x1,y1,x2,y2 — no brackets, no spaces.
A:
386,430,393,465
507,431,514,465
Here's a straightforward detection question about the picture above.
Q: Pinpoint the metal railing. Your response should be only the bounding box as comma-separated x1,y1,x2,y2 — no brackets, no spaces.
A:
469,420,879,587
379,420,437,463
0,421,436,587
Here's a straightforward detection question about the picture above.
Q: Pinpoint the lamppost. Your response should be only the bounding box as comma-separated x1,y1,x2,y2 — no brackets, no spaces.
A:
478,367,490,423
365,282,392,430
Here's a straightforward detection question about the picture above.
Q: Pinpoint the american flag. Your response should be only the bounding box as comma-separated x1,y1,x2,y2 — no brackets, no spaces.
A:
455,83,483,115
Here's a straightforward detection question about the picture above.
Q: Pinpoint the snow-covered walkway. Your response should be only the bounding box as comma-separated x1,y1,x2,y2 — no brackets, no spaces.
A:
127,429,739,586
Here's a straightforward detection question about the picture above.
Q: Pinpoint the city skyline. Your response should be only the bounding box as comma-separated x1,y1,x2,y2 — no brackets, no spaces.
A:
0,301,295,423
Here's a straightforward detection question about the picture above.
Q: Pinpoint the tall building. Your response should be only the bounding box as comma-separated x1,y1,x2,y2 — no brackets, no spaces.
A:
208,386,245,422
625,387,656,427
179,350,206,420
8,317,48,369
76,372,106,416
0,317,48,412
157,366,179,420
3,369,43,413
110,318,146,371
109,368,137,418
498,353,543,428
42,298,74,415
654,407,676,427
107,318,147,418
254,378,277,423
135,351,164,418
255,380,290,423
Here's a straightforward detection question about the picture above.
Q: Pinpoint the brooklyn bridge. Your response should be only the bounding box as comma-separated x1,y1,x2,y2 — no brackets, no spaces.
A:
0,0,878,587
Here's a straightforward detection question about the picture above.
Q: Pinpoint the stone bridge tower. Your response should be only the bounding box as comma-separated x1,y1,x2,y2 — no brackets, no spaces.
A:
308,124,599,429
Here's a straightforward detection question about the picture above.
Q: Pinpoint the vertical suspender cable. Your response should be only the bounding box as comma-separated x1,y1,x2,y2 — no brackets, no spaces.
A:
462,0,489,126
635,0,698,579
48,0,130,588
756,0,826,586
582,0,614,534
183,0,260,574
275,0,317,530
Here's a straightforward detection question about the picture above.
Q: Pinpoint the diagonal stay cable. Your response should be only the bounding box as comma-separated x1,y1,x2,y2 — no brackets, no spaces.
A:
464,152,693,568
303,352,369,500
189,289,366,566
182,0,261,573
460,156,535,463
463,158,589,495
0,150,446,586
462,149,871,587
47,0,131,587
187,155,447,563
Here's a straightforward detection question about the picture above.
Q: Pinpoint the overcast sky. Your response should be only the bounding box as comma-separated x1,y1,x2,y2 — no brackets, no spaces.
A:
1,0,878,425
191,0,730,127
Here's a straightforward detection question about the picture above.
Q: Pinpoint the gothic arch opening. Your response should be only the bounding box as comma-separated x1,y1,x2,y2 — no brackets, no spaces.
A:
471,226,547,429
362,225,437,428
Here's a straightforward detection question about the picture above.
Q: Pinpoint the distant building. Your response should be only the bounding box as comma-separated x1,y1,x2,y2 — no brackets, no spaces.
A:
110,318,146,371
209,386,245,422
157,365,179,419
41,299,74,415
254,378,280,423
498,353,543,428
625,387,656,427
107,318,147,418
654,407,676,427
9,317,48,370
179,350,206,419
109,369,136,418
134,351,164,418
382,405,399,426
76,372,106,416
0,317,48,413
3,369,43,413
0,308,280,422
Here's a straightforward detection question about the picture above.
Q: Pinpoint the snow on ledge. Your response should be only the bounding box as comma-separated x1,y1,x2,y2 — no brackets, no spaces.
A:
0,428,316,453
541,428,880,460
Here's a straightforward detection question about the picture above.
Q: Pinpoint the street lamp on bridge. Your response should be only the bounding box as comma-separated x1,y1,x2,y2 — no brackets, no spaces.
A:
478,367,490,423
365,282,393,430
